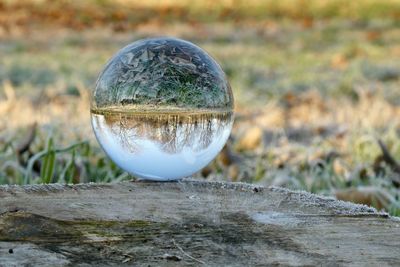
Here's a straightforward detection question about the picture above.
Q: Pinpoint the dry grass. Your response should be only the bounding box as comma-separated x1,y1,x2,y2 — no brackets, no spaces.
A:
1,0,400,36
1,0,400,214
2,79,400,213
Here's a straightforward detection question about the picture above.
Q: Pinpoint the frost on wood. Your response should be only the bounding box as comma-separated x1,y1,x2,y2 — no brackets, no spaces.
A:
269,186,380,215
0,180,399,266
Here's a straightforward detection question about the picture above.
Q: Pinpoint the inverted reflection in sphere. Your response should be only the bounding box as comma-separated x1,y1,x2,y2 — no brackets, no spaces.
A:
91,37,234,181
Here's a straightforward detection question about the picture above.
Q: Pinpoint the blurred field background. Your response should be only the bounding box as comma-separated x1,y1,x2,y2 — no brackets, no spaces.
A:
1,0,400,215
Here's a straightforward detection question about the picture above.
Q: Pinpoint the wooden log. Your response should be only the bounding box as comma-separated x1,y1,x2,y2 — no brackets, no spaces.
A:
0,180,399,266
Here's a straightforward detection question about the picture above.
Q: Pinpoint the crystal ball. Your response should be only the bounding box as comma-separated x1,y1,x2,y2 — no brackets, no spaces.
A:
91,37,234,181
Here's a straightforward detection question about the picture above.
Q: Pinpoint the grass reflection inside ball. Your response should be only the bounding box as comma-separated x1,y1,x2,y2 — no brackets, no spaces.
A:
91,37,234,181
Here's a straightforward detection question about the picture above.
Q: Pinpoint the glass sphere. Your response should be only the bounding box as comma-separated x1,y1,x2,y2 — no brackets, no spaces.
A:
91,37,234,181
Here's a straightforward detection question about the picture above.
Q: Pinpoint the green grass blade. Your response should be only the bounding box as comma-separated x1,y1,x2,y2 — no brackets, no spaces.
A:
24,140,88,184
43,151,56,183
40,138,56,183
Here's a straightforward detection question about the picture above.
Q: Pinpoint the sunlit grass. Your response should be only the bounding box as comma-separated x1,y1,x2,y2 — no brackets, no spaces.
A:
1,2,400,214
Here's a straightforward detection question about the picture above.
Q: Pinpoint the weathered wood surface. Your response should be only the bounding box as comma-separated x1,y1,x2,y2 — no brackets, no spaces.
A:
0,180,399,266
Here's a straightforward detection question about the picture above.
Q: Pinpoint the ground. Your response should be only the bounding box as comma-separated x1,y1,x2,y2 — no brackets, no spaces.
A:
0,0,400,215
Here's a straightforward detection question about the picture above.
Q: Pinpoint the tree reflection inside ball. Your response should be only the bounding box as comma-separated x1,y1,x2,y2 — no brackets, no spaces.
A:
91,37,234,181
